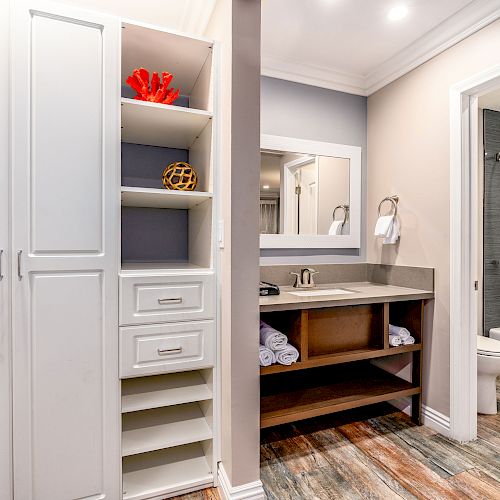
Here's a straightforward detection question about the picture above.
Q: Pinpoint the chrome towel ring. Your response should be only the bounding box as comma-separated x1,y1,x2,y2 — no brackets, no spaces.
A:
378,195,399,217
333,205,349,226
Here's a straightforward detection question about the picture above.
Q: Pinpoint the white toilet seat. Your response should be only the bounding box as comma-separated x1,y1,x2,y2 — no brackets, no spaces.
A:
477,335,500,357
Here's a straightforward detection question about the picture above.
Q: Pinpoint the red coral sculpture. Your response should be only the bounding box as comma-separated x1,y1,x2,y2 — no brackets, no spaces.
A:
126,68,181,105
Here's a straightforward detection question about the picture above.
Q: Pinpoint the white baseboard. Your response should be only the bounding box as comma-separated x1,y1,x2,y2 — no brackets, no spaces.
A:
390,398,451,438
218,463,266,500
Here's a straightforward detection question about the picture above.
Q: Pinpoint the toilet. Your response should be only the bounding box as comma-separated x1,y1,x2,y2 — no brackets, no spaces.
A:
477,333,500,414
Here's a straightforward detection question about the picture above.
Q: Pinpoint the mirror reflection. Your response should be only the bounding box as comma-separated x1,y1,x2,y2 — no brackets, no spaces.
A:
260,150,350,235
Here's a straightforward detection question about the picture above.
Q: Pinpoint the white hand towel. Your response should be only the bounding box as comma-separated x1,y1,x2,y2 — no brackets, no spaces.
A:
274,343,299,365
259,345,276,367
260,321,288,351
402,336,415,345
328,220,343,235
389,334,403,347
389,324,411,340
375,216,394,237
383,217,400,245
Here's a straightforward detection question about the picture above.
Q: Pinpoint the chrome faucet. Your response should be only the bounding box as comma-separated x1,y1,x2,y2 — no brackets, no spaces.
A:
290,268,319,288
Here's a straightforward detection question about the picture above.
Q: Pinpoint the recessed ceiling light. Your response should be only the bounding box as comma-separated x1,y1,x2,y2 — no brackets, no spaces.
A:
262,185,270,190
388,4,409,21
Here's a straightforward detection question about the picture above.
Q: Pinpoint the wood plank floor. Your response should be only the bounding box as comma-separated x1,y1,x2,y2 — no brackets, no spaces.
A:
172,381,500,500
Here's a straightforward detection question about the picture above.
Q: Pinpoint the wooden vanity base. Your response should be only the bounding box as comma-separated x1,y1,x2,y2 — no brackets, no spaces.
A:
260,299,425,428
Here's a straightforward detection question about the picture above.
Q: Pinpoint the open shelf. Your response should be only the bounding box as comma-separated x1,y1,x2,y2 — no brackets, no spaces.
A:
122,22,213,111
120,262,209,273
122,443,213,500
260,343,422,375
121,98,212,149
122,403,212,457
121,186,213,209
122,372,213,413
121,198,213,269
260,364,420,428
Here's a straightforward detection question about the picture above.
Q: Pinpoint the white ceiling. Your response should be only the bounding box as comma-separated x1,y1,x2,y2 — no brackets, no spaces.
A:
262,0,500,96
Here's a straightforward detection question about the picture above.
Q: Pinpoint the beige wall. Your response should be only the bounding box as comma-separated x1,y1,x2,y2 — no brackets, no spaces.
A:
317,157,350,235
367,19,500,416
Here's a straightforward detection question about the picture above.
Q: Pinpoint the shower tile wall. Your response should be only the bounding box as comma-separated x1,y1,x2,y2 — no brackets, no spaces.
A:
483,109,500,334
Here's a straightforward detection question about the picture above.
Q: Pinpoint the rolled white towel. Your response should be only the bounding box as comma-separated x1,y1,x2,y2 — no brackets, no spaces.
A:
259,345,276,367
375,215,394,237
328,220,343,235
275,344,299,365
389,324,411,340
402,336,415,345
389,334,403,347
260,321,288,351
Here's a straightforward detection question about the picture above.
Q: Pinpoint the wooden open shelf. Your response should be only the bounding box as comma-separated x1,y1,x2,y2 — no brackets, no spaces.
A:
260,299,426,426
260,343,422,375
260,364,420,428
121,186,213,209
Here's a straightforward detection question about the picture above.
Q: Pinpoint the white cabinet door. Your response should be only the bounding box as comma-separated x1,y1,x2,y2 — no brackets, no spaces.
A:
11,2,120,499
0,1,12,498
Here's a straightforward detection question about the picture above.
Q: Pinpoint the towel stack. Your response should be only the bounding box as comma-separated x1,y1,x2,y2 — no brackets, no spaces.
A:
389,324,415,347
374,215,400,244
259,321,299,366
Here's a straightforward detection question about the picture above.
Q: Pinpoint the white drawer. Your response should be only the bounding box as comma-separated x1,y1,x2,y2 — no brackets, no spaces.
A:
120,321,215,378
120,272,215,326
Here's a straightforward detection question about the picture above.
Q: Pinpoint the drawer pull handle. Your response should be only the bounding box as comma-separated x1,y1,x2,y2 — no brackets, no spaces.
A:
157,347,182,356
158,297,182,305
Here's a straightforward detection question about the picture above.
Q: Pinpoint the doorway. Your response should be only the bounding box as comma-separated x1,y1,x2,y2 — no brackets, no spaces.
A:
450,65,500,442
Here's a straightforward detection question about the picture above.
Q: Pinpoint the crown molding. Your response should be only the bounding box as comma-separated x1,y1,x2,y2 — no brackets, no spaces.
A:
365,0,500,94
262,0,500,97
261,54,367,96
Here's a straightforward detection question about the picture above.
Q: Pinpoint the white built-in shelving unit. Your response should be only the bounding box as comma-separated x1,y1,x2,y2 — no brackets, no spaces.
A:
119,20,218,500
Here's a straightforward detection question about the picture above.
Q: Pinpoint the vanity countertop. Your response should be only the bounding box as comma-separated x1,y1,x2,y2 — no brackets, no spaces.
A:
260,281,434,312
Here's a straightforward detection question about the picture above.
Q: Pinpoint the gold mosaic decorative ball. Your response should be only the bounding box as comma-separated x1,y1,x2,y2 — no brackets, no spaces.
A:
162,162,198,191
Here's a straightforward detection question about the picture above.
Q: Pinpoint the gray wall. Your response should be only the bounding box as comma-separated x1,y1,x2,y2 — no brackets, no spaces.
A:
260,76,367,264
483,109,500,334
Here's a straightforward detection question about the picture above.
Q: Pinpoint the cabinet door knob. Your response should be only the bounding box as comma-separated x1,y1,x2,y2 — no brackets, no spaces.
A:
0,250,3,280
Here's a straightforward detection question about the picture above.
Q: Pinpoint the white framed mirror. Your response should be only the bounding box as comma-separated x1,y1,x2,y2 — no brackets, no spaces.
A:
260,134,362,249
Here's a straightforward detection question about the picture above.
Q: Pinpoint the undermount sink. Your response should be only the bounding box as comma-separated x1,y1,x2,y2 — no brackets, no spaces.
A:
288,288,356,297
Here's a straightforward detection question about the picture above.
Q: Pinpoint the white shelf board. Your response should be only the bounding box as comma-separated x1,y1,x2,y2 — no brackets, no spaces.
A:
121,98,212,149
120,262,212,274
122,403,212,457
121,186,213,209
122,372,212,413
121,22,213,95
122,443,213,500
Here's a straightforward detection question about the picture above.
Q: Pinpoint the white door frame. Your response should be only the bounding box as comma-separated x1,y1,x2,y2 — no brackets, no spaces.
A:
450,64,500,442
283,155,315,234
